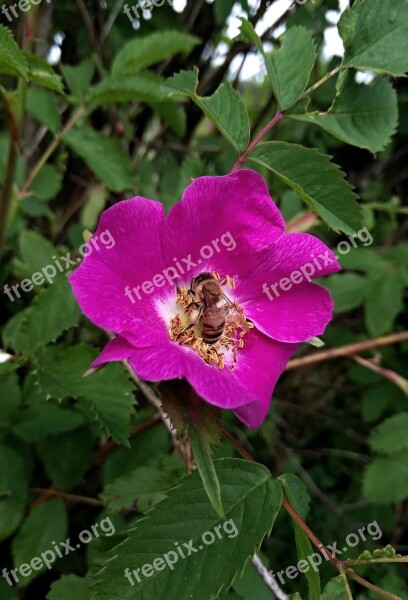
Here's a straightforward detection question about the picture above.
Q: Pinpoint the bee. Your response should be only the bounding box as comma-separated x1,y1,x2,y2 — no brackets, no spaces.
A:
187,273,232,345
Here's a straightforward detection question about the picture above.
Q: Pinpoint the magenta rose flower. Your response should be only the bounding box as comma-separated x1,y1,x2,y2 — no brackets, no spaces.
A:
70,169,340,428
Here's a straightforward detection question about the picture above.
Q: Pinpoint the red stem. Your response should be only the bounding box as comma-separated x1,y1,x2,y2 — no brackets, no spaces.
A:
231,111,285,171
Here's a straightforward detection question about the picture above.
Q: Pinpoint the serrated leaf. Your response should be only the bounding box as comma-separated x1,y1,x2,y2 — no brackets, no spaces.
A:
87,73,170,107
369,413,408,455
113,31,200,74
93,459,283,600
321,575,349,600
0,369,21,431
199,82,250,152
363,449,408,503
37,344,135,445
0,445,28,542
249,142,362,233
24,53,64,93
291,74,398,153
30,163,63,201
339,0,408,76
279,474,320,600
0,25,28,79
47,575,92,600
8,277,81,356
37,426,94,490
62,127,133,192
101,456,184,512
13,404,85,442
12,498,68,586
240,20,316,110
26,87,60,134
166,67,199,95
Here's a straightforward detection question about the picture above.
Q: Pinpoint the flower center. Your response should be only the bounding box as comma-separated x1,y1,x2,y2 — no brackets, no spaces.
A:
168,272,253,370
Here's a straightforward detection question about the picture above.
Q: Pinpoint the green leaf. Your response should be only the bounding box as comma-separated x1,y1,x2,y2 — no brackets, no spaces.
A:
61,58,95,101
249,142,362,234
321,575,350,600
30,164,63,201
37,426,94,490
24,53,64,93
0,445,28,542
365,269,405,336
0,25,28,79
62,127,133,192
19,230,57,274
369,413,408,454
240,20,316,110
189,423,224,518
13,404,85,442
363,449,408,503
279,474,320,600
339,0,408,76
0,369,21,431
87,73,170,107
321,273,367,313
37,344,135,445
47,575,92,600
113,31,200,74
232,555,276,600
166,71,249,152
8,277,81,356
100,456,184,512
199,83,250,152
93,459,283,600
12,499,68,586
291,74,398,153
26,87,60,134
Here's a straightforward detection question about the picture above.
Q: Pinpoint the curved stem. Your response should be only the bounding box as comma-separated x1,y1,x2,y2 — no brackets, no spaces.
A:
30,488,103,507
286,331,408,371
346,571,402,600
19,105,85,198
300,65,343,99
231,110,285,171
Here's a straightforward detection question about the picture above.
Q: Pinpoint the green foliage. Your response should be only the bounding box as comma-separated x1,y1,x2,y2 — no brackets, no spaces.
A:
369,413,408,454
249,142,361,233
47,575,92,600
12,498,68,585
93,460,282,600
36,344,135,444
0,25,28,79
339,0,408,76
0,445,28,542
363,449,408,503
240,20,316,110
62,127,133,192
320,575,350,599
292,73,398,153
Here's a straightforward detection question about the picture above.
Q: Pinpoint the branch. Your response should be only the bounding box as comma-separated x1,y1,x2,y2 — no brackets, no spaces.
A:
30,488,103,507
231,111,285,171
286,332,408,371
251,553,289,600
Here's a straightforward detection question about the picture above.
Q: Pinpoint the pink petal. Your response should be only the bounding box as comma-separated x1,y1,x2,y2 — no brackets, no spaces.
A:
162,169,285,284
233,233,340,343
70,197,171,347
91,336,135,367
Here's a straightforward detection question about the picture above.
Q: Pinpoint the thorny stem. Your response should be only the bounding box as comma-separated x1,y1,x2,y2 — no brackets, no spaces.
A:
231,110,285,171
19,105,86,198
220,429,402,600
286,331,408,371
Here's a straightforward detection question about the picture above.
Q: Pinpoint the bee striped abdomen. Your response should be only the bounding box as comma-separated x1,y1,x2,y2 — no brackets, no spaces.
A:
201,309,225,345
